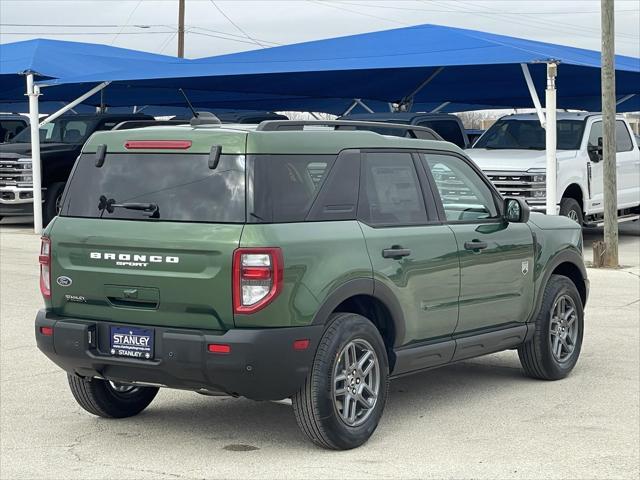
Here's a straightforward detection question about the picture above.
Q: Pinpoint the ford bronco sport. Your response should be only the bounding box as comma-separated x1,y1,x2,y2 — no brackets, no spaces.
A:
35,119,588,450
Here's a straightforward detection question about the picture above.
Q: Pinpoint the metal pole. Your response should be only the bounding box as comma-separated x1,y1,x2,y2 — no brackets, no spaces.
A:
545,62,558,215
39,82,110,127
26,73,43,234
520,63,546,127
601,0,618,266
178,0,185,58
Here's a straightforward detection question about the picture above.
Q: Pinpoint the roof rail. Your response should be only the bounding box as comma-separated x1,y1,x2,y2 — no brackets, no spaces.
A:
256,120,443,141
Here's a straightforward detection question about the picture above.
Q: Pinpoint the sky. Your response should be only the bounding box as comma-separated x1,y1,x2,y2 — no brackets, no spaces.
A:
0,0,639,59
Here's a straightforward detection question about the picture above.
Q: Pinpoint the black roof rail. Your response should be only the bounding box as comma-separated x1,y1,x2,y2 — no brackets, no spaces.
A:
255,120,443,141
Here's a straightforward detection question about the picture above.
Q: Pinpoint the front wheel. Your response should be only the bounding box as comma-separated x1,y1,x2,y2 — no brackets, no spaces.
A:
43,182,66,227
518,274,584,380
67,374,159,418
559,197,583,225
292,312,389,450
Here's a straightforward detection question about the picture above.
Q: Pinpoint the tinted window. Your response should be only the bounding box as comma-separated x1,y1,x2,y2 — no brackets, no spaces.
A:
359,152,427,226
11,118,95,144
424,153,498,221
249,155,334,223
588,121,633,152
62,153,245,223
474,119,585,150
0,120,27,142
418,120,465,147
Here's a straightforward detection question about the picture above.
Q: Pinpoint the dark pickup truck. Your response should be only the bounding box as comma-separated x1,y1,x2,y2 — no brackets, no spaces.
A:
339,112,470,149
0,113,154,224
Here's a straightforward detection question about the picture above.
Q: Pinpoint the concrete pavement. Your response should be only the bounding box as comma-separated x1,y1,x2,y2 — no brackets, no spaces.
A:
1,223,638,479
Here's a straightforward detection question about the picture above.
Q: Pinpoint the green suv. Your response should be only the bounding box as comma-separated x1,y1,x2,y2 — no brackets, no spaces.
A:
35,119,588,450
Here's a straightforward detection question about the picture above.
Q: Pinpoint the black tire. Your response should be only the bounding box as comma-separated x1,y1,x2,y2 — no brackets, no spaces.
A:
43,181,66,227
518,275,584,380
559,197,583,225
292,312,389,450
67,374,159,418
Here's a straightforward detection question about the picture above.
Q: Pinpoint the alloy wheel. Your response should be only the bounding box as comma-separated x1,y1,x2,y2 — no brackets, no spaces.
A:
549,294,579,363
332,339,380,427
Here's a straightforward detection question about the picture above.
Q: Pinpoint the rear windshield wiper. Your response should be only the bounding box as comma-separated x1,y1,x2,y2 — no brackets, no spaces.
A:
98,195,159,218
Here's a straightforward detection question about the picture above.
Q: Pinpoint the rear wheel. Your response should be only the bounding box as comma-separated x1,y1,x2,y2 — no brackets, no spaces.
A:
292,312,389,450
67,374,158,418
559,197,583,225
518,275,584,380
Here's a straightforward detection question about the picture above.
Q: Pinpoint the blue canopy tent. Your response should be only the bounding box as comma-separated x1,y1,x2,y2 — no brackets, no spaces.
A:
35,24,640,113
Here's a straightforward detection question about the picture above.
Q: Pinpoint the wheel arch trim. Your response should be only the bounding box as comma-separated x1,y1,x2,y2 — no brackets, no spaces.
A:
311,278,406,348
529,248,588,323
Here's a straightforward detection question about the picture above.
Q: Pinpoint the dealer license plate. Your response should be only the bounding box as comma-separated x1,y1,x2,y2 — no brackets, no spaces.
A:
110,326,154,360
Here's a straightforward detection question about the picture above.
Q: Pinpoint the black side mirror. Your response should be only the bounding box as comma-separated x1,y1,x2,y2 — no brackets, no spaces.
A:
588,137,604,162
504,198,530,223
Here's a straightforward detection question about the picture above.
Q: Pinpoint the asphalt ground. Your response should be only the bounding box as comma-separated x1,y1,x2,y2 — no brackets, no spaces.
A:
1,222,638,480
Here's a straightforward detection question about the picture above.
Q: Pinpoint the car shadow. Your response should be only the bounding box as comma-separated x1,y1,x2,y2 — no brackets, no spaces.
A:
105,354,530,451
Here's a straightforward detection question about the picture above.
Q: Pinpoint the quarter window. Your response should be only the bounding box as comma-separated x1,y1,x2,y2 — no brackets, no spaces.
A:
358,152,427,226
423,153,498,222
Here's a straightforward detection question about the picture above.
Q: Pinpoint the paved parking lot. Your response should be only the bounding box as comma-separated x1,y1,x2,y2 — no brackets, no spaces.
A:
1,223,638,479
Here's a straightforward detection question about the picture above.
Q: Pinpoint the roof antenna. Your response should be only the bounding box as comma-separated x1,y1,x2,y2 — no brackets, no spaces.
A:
179,88,198,119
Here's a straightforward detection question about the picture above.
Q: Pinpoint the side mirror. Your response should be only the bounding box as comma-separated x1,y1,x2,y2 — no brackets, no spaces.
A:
588,137,604,162
504,198,530,223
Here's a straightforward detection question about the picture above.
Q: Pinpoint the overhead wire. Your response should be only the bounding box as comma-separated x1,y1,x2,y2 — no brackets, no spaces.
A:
208,0,268,48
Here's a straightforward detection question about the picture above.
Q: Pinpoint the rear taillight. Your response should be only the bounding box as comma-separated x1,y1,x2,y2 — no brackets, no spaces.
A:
233,248,283,314
39,237,51,299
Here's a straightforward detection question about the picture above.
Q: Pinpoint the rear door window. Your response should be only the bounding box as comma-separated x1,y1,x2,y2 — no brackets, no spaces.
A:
61,153,245,223
358,152,428,226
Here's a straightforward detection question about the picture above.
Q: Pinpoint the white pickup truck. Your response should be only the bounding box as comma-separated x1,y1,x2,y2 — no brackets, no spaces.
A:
467,112,640,226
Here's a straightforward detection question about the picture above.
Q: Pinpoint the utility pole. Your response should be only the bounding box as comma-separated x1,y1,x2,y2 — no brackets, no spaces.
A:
178,0,185,58
601,0,618,266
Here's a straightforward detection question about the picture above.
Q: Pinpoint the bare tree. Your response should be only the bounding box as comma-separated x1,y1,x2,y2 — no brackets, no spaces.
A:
278,111,336,121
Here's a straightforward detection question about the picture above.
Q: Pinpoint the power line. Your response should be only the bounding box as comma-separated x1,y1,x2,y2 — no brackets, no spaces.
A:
188,25,281,46
208,0,267,48
111,0,143,45
334,0,639,15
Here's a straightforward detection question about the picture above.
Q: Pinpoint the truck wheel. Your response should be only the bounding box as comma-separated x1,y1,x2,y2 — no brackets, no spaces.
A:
67,374,159,418
518,274,584,380
43,182,65,226
292,312,389,450
559,197,583,225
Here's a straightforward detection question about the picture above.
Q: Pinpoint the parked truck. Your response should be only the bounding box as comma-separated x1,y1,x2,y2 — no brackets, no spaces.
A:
0,113,154,224
467,112,640,226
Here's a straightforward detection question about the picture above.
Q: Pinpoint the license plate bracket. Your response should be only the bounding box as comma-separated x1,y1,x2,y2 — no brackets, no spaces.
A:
110,326,154,360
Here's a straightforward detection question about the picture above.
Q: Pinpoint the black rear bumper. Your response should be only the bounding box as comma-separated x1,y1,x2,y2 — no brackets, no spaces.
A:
35,310,323,401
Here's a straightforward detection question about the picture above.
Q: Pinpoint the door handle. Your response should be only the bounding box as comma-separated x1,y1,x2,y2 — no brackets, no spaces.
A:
464,240,488,251
382,246,412,259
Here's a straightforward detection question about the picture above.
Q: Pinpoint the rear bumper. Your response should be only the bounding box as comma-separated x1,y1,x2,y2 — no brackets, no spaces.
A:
35,310,323,401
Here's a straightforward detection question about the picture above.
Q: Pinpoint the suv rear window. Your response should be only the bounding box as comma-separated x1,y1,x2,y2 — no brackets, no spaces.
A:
61,153,245,223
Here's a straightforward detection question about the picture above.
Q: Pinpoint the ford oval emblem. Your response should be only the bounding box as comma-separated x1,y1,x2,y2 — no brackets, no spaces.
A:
56,276,72,287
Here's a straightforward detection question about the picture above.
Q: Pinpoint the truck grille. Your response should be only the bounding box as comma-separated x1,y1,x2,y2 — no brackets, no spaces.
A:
0,158,33,187
485,171,546,208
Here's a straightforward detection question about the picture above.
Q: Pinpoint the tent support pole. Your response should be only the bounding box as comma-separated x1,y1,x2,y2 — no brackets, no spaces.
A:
616,93,635,106
545,62,558,215
39,81,110,127
342,98,374,116
309,112,320,119
521,63,546,127
430,101,450,113
398,66,444,111
26,73,44,234
355,99,374,113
